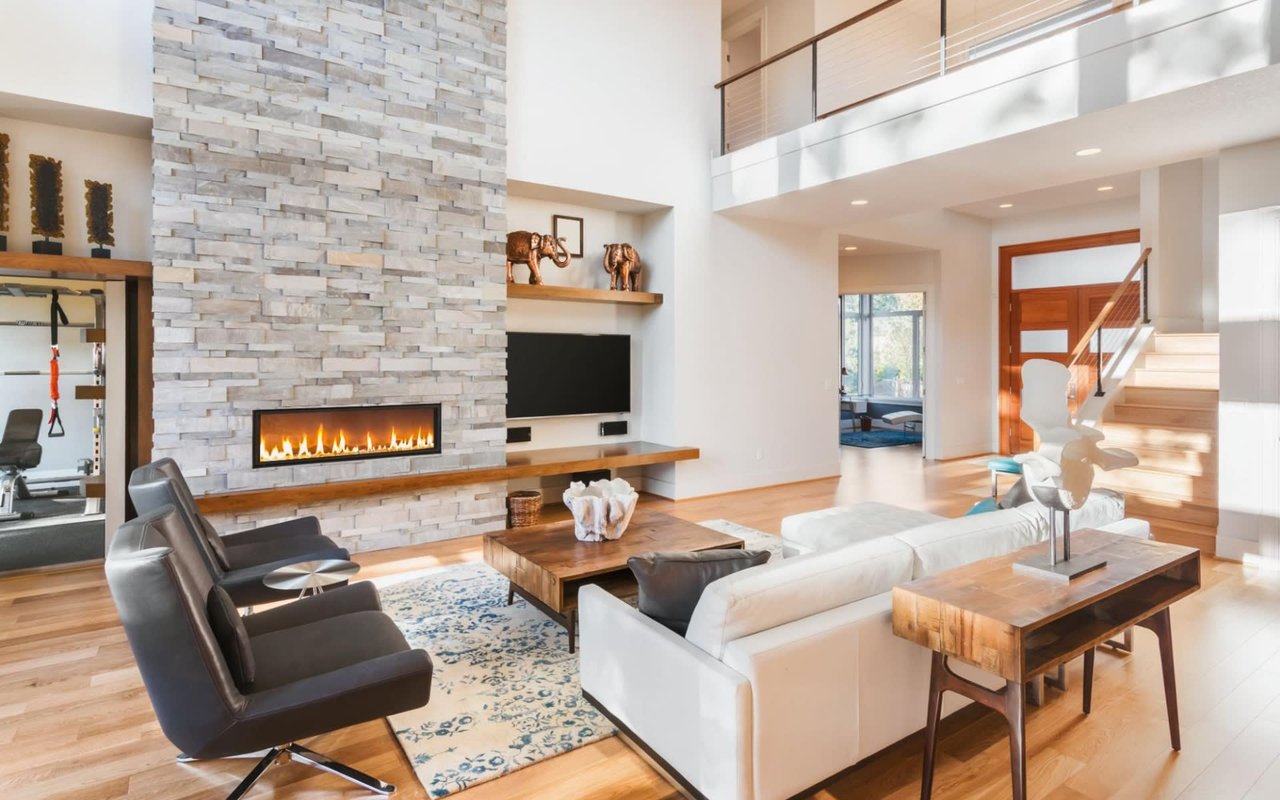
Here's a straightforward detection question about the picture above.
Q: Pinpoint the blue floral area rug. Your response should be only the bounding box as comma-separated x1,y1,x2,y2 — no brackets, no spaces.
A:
377,519,782,798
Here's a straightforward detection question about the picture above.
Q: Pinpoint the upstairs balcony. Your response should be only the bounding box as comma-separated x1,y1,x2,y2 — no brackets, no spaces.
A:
712,0,1280,215
718,0,1141,155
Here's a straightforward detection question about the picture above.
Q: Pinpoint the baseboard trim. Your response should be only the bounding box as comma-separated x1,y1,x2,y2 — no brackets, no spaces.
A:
1215,536,1257,563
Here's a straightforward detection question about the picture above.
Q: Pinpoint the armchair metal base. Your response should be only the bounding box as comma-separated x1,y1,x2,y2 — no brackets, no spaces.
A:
178,743,395,799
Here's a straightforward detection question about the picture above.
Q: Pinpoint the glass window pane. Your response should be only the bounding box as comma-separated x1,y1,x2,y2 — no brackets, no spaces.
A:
872,315,916,398
871,292,924,314
841,295,861,394
1020,329,1068,353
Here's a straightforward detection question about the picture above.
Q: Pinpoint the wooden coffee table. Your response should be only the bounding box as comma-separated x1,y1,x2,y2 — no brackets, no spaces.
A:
892,529,1200,800
483,512,744,652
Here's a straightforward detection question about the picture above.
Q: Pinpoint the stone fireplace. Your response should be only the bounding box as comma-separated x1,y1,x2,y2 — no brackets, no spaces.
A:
151,0,509,551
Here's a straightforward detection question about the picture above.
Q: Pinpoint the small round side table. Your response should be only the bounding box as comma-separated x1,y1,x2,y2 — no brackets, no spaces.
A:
263,559,360,599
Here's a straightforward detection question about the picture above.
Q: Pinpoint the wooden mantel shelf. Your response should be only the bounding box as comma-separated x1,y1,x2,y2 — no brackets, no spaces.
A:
507,283,663,305
0,252,152,281
195,441,698,514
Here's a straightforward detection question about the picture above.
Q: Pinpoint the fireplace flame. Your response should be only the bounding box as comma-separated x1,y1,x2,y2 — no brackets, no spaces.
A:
258,422,435,464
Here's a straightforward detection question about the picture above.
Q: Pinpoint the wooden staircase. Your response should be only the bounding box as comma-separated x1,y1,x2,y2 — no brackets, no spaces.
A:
1097,333,1219,555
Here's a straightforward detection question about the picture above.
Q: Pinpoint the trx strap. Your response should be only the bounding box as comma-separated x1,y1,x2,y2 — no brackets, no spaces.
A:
47,289,67,438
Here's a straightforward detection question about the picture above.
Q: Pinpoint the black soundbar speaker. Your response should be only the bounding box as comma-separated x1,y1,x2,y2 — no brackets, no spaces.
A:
506,426,532,444
599,420,628,437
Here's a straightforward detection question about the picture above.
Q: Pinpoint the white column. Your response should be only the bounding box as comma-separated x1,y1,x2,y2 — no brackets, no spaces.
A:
1140,159,1213,333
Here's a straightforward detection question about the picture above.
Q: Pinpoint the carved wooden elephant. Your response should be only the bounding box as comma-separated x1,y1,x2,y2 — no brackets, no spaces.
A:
603,243,642,291
506,231,570,285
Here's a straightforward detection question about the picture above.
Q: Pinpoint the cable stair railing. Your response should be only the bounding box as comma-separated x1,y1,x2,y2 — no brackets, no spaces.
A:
1066,246,1153,425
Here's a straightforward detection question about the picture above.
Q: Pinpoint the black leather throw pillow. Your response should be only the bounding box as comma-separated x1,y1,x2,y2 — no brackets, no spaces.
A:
628,549,771,635
206,584,255,690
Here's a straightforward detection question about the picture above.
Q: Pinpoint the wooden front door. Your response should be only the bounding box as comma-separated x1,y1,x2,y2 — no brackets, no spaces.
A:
1008,287,1077,453
998,229,1142,455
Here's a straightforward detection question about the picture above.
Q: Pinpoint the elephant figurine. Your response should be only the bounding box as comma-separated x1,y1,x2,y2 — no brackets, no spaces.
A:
603,243,642,291
506,231,570,285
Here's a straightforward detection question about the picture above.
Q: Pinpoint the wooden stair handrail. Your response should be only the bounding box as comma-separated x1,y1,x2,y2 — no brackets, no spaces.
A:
1067,247,1151,368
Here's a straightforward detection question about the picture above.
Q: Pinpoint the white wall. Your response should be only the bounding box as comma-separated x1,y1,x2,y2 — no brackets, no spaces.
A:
0,116,153,258
0,0,152,119
1141,159,1216,332
1216,137,1280,563
511,0,841,499
838,251,939,294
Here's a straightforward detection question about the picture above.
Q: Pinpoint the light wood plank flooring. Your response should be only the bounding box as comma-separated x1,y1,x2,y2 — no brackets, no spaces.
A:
3,446,1278,799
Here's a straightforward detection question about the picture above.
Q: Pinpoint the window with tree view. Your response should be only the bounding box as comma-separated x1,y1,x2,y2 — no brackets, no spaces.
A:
839,292,924,401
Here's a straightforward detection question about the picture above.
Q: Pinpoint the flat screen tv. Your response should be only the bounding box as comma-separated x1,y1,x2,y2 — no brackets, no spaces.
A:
507,332,631,418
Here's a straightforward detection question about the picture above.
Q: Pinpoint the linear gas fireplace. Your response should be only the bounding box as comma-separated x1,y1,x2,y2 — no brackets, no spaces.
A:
253,403,442,468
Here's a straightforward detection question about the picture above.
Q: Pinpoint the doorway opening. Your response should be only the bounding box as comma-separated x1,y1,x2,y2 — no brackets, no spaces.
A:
839,291,926,449
722,11,764,153
998,229,1142,454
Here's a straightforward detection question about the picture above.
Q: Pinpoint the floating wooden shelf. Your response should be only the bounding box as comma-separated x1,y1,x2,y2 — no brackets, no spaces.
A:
82,475,106,499
74,385,106,400
195,441,698,514
82,329,107,344
0,252,152,281
507,283,663,306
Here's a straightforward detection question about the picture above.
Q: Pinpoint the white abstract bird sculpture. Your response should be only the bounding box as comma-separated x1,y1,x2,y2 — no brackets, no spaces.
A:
1013,359,1138,579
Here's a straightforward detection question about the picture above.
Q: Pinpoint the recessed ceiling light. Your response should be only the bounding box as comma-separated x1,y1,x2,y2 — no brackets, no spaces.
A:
1097,185,1114,192
999,203,1014,209
1075,147,1102,157
849,199,870,206
843,246,859,251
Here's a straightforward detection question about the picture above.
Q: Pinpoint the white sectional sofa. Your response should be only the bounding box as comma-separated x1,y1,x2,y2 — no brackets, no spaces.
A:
579,494,1145,800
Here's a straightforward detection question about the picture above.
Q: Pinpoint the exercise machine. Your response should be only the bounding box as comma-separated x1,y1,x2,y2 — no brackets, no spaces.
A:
0,284,107,517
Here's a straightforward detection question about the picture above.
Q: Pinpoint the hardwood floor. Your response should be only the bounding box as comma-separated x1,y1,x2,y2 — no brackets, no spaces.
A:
3,446,1278,799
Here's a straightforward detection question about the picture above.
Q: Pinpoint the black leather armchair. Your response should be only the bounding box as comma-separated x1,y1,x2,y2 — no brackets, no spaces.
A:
128,458,350,605
106,505,433,798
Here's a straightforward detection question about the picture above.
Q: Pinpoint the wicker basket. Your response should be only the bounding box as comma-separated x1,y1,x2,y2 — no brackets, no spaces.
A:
506,490,543,528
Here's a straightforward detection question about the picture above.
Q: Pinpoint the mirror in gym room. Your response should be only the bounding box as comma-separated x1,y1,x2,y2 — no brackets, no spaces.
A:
0,277,110,570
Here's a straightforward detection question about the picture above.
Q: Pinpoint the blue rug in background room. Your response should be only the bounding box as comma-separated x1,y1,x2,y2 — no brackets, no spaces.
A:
841,428,922,448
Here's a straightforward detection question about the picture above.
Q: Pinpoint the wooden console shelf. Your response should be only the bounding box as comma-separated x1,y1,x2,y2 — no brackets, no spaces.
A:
507,283,663,306
195,441,698,514
0,252,152,281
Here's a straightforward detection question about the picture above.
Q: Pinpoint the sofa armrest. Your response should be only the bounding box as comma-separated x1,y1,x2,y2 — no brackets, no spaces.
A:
222,516,323,545
579,585,753,800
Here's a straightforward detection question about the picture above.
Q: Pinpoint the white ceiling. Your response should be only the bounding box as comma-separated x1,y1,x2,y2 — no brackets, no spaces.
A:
837,234,934,256
722,64,1280,232
948,171,1140,220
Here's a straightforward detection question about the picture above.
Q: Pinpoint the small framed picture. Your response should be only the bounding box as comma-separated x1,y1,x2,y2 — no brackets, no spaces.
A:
552,214,584,258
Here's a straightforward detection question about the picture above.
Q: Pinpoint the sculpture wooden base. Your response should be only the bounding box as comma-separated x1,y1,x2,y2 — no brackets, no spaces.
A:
0,234,6,251
91,247,111,259
32,240,62,255
1012,554,1108,583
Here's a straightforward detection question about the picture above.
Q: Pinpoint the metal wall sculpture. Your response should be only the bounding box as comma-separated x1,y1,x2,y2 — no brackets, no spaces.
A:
0,133,9,251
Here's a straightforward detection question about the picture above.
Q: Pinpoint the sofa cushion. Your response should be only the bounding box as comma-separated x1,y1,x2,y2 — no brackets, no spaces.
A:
206,585,255,690
1016,489,1125,532
894,507,1044,578
685,536,915,659
629,549,772,635
780,502,945,555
